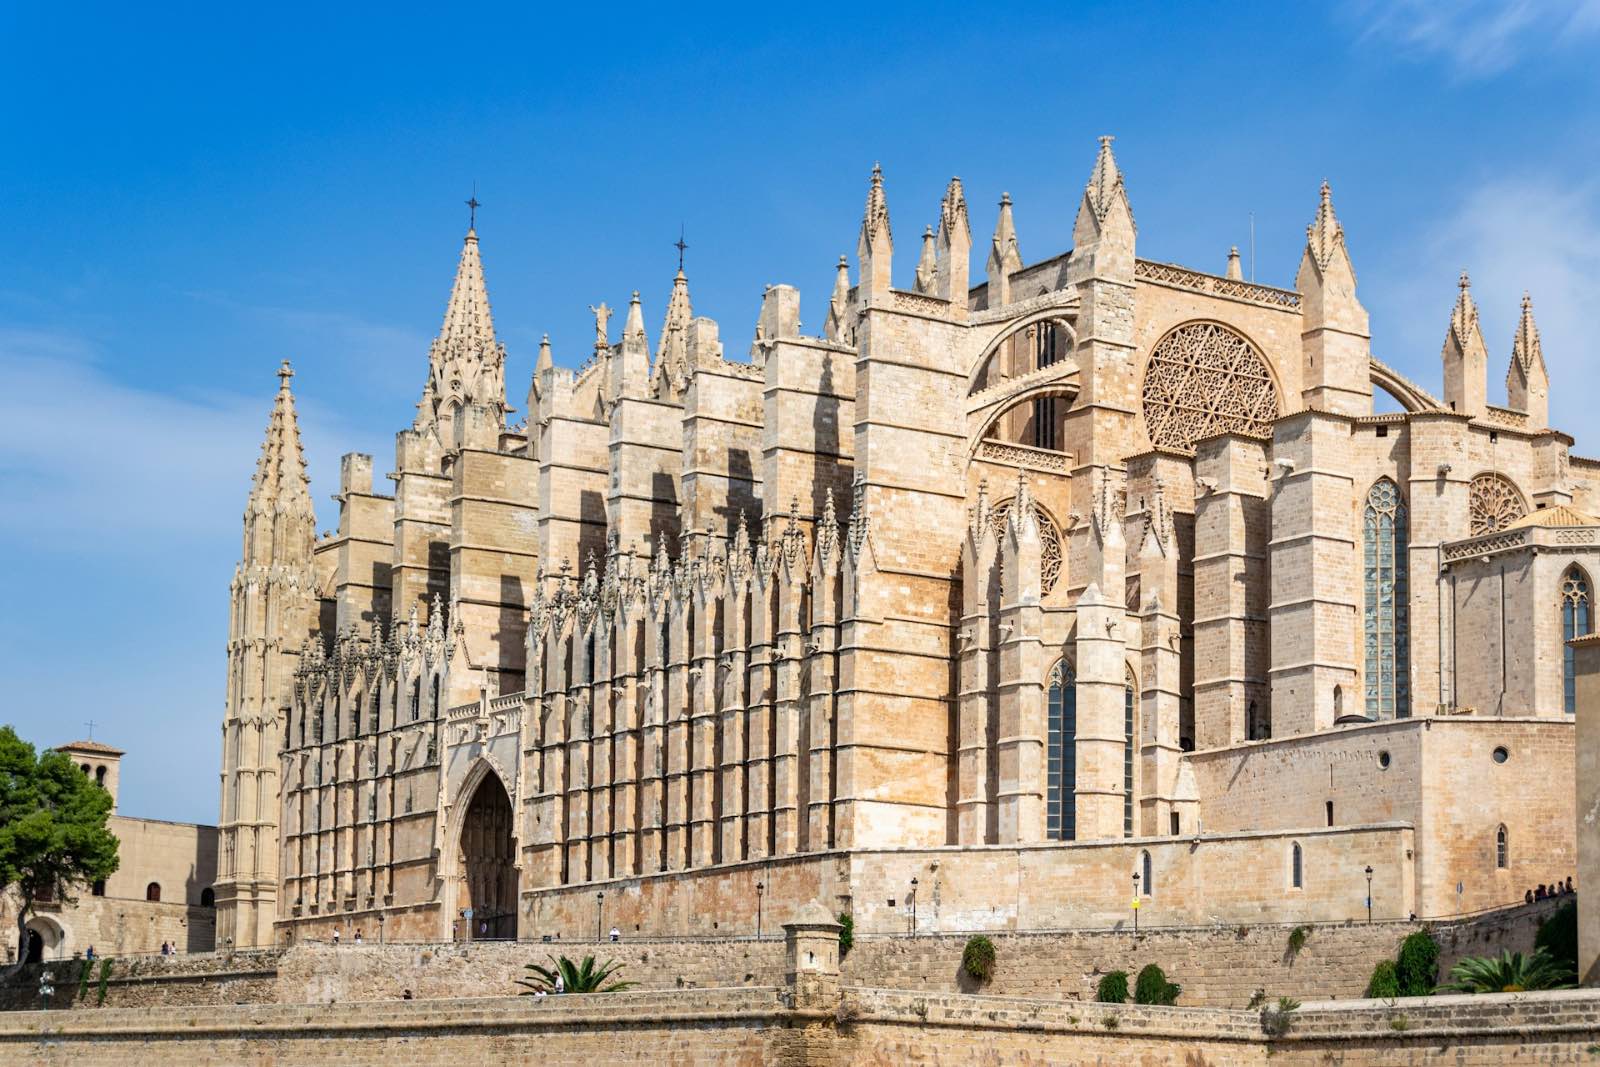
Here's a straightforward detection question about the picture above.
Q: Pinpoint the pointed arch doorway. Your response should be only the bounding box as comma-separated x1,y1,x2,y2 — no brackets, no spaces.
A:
454,771,517,941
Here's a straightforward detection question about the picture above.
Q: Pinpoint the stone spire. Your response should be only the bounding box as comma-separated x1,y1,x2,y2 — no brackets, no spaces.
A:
935,176,971,310
914,225,937,294
986,192,1023,306
1295,180,1371,416
616,289,650,396
1442,270,1488,418
246,360,315,541
1506,291,1549,428
1226,246,1243,280
654,268,693,397
857,163,893,304
1069,136,1135,287
419,228,507,431
1080,136,1135,234
824,255,853,344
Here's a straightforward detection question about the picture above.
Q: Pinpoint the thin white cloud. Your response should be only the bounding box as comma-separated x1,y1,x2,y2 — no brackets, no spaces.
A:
0,327,351,552
1351,0,1600,78
1373,175,1600,444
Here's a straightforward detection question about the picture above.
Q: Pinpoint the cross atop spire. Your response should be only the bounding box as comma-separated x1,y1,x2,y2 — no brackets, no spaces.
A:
465,189,481,231
675,224,688,272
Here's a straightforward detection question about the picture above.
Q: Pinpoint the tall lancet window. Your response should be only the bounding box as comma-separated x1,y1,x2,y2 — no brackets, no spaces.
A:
1363,478,1410,719
1046,661,1076,841
1124,670,1136,837
1563,567,1592,714
1031,323,1060,452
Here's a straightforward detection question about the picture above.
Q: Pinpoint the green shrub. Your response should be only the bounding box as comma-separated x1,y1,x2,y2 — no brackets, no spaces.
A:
1286,925,1311,958
1365,959,1400,999
1396,930,1439,997
961,935,997,982
96,958,112,1005
837,913,854,958
1133,963,1181,1005
1537,899,1578,974
77,959,91,1001
1096,970,1129,1003
1261,996,1300,1038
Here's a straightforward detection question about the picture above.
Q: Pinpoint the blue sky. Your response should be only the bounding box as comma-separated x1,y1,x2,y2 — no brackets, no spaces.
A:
2,2,1598,823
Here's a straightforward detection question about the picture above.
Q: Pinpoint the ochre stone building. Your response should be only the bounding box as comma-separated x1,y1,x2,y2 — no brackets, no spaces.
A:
2,740,218,961
215,138,1592,948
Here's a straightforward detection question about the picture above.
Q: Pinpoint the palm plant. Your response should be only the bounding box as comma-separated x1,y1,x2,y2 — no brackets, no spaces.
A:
516,954,636,995
1437,948,1574,994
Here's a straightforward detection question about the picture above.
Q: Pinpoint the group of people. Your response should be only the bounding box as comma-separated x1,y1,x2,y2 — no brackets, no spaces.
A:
1526,877,1575,904
329,929,366,945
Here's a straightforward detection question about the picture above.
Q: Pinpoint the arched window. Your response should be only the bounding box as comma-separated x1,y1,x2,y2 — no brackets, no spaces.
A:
1031,323,1060,451
1495,825,1509,869
1140,850,1153,897
1290,842,1304,889
145,882,161,902
431,675,440,718
200,887,215,908
1363,478,1410,719
370,687,381,734
1563,567,1591,714
95,766,107,786
1046,661,1076,841
1124,675,1136,837
411,679,421,721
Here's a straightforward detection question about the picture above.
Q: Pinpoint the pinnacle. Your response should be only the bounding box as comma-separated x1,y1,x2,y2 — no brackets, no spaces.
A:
1511,290,1545,374
439,229,498,352
1082,135,1132,230
1305,180,1345,270
860,162,892,245
1449,269,1480,348
248,359,313,519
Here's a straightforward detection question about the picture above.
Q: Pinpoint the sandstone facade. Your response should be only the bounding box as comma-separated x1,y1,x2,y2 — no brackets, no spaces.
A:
216,138,1594,949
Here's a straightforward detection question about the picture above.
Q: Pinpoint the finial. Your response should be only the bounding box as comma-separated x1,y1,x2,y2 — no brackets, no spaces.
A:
465,185,481,231
1320,179,1331,203
1522,289,1533,310
1000,192,1011,206
1098,134,1114,148
1459,269,1471,292
675,224,688,273
277,359,294,386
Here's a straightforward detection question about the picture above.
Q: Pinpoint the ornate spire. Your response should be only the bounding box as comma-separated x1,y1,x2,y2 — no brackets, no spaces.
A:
860,162,891,248
1450,270,1479,350
914,225,937,294
420,227,507,428
1305,180,1347,274
1510,290,1545,376
987,192,1023,291
1506,290,1549,426
824,255,852,343
654,269,693,396
247,360,314,527
857,163,894,303
1084,135,1133,228
935,177,971,307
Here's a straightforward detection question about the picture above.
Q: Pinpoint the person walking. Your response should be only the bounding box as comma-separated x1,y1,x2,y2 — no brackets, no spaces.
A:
354,929,363,945
332,929,341,946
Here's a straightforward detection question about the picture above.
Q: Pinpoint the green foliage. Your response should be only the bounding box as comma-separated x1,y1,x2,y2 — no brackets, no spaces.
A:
1389,1014,1410,1031
961,935,997,983
837,913,854,958
1095,970,1129,1003
1261,996,1300,1038
515,954,636,995
1395,930,1439,997
96,958,111,1005
1439,948,1575,994
77,959,91,1001
1133,963,1181,1006
0,727,121,976
1245,989,1267,1010
1537,899,1579,974
1286,925,1311,958
1101,1014,1119,1030
1365,959,1400,999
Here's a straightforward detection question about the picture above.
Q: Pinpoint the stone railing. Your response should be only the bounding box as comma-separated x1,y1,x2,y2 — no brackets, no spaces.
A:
489,692,525,713
1484,404,1531,429
1443,529,1529,562
890,289,952,317
974,440,1072,474
1135,258,1301,311
447,701,481,720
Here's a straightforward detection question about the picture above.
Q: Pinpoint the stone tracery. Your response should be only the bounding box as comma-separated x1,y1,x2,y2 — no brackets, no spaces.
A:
990,497,1063,594
1468,473,1526,535
1140,321,1278,450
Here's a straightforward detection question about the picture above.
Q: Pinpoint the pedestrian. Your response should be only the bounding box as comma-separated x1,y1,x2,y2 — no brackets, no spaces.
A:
332,929,341,945
1526,889,1534,905
1536,884,1547,900
86,945,96,961
1568,876,1575,893
609,926,620,943
354,929,363,945
554,972,565,994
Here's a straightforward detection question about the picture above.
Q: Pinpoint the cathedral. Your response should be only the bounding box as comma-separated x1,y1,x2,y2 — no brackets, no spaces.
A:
214,138,1587,949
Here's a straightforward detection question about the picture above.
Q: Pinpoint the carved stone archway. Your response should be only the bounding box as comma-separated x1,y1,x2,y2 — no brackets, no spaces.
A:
451,770,517,941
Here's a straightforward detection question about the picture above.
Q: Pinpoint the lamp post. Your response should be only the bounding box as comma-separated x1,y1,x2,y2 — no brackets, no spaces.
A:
38,973,53,1012
910,877,919,936
1132,871,1141,935
755,881,765,940
378,913,386,945
1364,865,1374,924
596,891,605,944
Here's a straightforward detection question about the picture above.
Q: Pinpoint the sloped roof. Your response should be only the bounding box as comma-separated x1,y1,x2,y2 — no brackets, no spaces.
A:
1504,504,1600,529
57,739,124,756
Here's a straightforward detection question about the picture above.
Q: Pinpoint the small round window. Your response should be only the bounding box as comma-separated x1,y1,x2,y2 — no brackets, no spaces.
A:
1378,751,1391,770
1492,746,1509,764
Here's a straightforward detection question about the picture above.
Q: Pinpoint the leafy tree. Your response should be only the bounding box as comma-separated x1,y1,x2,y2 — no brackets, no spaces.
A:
1095,970,1129,1003
516,954,636,995
1438,949,1574,994
0,727,120,977
1365,959,1400,999
961,935,997,982
1395,930,1439,997
837,912,854,958
1536,899,1578,974
1133,963,1181,1005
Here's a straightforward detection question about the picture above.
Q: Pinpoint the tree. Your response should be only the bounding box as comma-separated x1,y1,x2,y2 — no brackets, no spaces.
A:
515,954,635,994
0,726,120,976
1133,963,1181,1005
1395,930,1439,997
1095,970,1129,1003
1438,949,1574,994
1365,959,1400,999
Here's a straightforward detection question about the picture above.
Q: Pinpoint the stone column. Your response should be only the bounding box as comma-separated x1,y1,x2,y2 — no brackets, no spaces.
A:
689,577,720,867
996,489,1045,842
957,494,999,845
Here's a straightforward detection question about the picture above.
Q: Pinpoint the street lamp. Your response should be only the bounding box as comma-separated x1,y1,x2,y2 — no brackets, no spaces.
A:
378,913,386,945
755,881,765,940
38,973,53,1011
910,878,919,936
1364,865,1375,924
596,891,605,944
1132,871,1142,935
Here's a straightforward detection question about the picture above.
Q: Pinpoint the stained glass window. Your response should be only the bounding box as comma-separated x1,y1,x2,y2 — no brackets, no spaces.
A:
1046,661,1076,841
1124,679,1135,837
1363,478,1410,719
1563,567,1591,714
